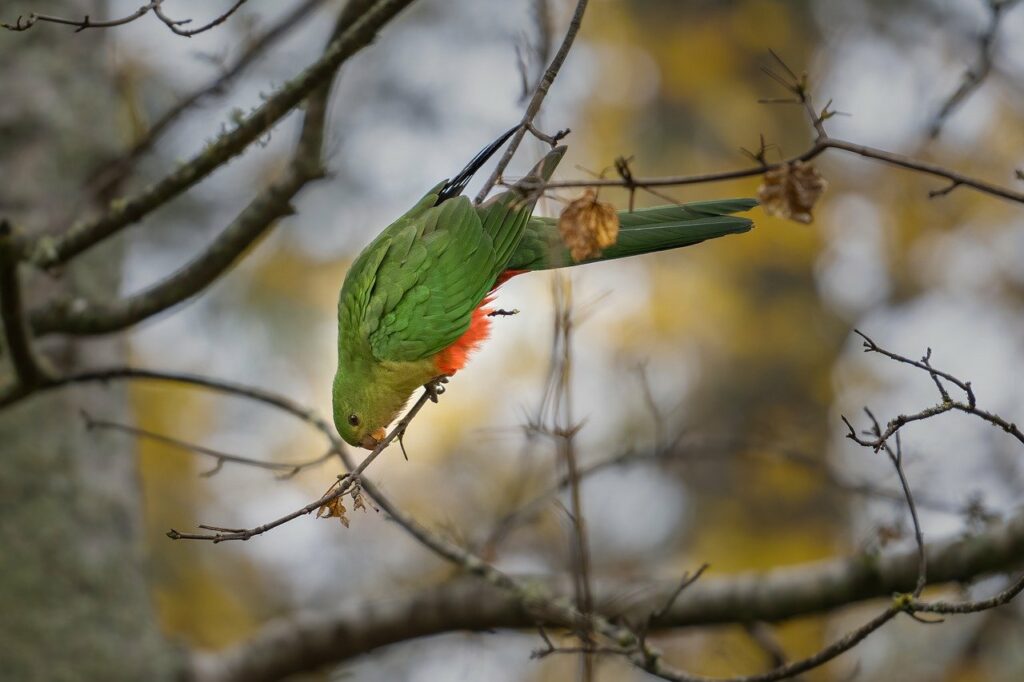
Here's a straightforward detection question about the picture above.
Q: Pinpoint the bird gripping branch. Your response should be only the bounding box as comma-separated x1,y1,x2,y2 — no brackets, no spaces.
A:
332,129,757,448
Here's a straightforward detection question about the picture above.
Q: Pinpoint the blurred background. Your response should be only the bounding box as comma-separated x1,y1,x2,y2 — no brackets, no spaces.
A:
3,0,1024,680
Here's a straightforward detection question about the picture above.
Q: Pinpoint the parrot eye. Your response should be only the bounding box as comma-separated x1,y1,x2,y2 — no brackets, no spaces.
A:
347,414,360,427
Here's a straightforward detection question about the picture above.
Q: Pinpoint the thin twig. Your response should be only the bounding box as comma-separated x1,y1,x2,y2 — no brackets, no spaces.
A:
83,412,334,478
167,378,444,542
0,365,330,424
854,329,974,403
1,2,160,32
862,410,929,598
761,48,830,141
635,607,901,682
649,565,709,623
743,623,791,672
520,50,1023,206
524,136,1024,205
152,0,249,37
929,0,1024,138
85,0,329,199
1,0,252,36
551,275,595,680
910,572,1024,614
843,330,1023,451
473,0,589,203
635,361,666,454
480,436,966,556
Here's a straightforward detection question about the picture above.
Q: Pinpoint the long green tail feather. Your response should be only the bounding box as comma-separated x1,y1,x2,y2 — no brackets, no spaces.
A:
506,198,757,272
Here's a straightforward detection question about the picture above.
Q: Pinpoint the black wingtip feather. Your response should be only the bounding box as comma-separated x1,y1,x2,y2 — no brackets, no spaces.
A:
436,126,519,205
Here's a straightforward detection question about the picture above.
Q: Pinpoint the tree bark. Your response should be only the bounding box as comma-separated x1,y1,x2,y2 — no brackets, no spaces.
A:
0,3,181,679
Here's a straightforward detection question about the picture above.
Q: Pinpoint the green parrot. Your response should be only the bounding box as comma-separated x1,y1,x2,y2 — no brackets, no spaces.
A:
333,129,756,449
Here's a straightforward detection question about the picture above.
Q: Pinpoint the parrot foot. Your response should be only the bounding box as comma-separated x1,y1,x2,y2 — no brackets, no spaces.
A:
426,376,449,403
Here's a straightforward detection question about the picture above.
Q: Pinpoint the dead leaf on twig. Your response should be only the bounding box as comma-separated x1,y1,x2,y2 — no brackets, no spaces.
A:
558,189,619,261
317,496,349,528
758,161,828,224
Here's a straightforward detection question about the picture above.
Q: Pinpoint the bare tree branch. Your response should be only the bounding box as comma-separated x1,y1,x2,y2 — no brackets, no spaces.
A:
86,0,330,199
25,0,380,337
191,509,1024,682
29,168,318,335
17,0,417,270
350,330,1023,682
0,220,48,389
12,325,1021,682
176,334,1023,682
0,364,454,548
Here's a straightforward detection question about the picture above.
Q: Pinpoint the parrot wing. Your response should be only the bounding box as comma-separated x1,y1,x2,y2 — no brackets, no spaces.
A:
342,146,566,364
360,195,518,362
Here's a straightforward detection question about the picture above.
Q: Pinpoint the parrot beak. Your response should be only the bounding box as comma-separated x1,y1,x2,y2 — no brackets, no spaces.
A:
360,427,387,450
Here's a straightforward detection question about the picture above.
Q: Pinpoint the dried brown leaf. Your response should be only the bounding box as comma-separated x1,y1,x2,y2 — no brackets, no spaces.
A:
317,496,349,528
558,189,619,262
758,161,828,224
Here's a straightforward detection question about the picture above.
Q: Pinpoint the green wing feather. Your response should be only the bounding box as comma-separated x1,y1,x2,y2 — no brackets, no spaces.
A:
340,146,568,364
367,197,496,360
507,198,757,272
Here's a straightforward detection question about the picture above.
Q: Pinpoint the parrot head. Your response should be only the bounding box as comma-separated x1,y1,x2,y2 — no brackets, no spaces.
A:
332,358,436,450
332,372,392,449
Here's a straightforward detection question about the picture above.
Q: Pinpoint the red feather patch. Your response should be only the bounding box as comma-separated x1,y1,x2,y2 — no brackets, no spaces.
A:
433,270,525,375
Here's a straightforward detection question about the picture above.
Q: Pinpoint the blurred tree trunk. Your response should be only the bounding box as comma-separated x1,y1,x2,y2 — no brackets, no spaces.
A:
0,3,180,679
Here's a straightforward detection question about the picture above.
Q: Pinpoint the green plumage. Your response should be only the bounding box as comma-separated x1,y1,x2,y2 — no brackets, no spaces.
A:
332,142,756,448
339,157,557,365
508,197,757,272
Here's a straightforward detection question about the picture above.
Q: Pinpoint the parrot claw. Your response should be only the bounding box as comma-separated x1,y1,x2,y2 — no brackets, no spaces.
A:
426,376,449,403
